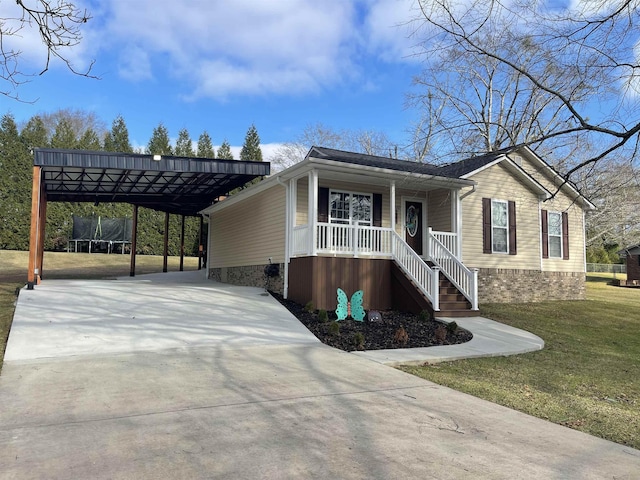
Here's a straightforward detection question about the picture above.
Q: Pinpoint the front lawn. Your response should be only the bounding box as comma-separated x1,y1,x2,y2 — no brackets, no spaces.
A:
400,274,640,449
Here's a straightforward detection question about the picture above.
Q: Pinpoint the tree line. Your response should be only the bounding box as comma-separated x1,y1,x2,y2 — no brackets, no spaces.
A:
0,110,264,256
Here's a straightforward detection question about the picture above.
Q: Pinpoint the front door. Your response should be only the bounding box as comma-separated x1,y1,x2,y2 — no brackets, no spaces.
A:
405,201,423,255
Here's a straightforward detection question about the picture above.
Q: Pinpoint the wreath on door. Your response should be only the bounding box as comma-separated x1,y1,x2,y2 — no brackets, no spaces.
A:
406,205,418,237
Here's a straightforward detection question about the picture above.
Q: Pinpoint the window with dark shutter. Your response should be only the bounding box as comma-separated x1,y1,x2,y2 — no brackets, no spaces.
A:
483,198,516,254
373,193,382,227
482,198,492,254
541,209,549,259
318,187,329,223
508,200,517,255
562,211,569,260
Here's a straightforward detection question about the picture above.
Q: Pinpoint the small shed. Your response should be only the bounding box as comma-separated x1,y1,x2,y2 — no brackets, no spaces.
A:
618,245,640,286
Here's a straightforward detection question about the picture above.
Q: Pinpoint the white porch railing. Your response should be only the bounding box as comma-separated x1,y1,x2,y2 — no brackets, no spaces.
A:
290,223,478,311
317,223,393,256
428,227,478,310
293,225,309,256
431,231,458,257
391,230,439,311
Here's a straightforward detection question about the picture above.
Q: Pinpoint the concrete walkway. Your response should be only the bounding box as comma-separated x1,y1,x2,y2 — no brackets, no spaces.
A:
354,316,545,365
1,272,638,479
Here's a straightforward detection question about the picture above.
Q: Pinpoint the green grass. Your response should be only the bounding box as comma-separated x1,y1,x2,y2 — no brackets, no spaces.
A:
0,250,199,371
400,274,640,449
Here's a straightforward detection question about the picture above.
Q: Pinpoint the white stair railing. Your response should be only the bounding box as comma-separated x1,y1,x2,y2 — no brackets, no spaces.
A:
391,231,439,311
428,228,478,310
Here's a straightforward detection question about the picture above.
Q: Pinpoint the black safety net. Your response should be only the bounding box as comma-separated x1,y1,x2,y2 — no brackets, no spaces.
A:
72,216,132,241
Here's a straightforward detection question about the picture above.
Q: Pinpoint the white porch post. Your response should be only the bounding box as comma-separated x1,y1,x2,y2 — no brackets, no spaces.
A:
289,177,297,254
452,189,463,260
390,181,396,256
431,266,440,311
308,170,318,256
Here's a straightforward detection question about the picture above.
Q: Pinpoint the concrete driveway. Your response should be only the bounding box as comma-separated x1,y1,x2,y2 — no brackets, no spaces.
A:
1,272,639,479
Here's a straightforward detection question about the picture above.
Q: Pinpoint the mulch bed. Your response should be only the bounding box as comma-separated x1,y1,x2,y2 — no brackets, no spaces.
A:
271,293,473,352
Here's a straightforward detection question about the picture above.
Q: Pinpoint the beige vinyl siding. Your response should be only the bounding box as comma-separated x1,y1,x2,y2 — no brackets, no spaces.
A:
461,163,541,270
427,189,452,232
296,177,308,226
210,185,286,268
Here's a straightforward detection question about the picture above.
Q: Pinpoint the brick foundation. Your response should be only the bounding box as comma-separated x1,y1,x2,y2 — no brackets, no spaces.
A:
477,268,585,303
209,264,285,295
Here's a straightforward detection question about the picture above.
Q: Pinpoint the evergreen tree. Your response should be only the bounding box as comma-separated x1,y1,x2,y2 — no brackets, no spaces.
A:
197,131,216,158
76,128,101,150
146,123,173,155
217,140,234,160
174,128,195,157
50,118,77,149
20,116,49,150
240,124,263,162
104,115,133,153
0,114,31,249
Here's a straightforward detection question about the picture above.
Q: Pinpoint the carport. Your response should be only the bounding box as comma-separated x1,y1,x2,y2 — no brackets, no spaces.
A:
27,148,270,288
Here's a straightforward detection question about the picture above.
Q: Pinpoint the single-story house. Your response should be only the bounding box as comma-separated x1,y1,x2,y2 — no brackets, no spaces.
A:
617,245,640,286
202,146,594,317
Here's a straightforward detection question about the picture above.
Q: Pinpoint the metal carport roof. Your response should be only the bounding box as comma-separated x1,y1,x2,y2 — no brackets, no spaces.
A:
27,148,270,287
34,148,270,215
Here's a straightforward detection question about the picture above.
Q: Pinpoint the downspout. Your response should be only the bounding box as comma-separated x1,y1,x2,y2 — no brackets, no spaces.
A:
276,176,290,299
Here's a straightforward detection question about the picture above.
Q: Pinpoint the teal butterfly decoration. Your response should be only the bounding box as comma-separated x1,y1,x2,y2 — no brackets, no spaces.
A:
336,288,365,321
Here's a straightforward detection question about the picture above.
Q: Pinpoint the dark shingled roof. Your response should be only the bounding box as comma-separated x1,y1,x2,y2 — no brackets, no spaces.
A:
435,146,521,178
34,148,270,215
309,146,449,177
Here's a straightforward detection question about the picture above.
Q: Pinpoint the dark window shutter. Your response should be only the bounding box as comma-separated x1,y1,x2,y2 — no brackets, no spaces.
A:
318,187,329,223
562,211,570,260
541,209,549,259
373,193,382,227
508,200,517,255
482,198,492,254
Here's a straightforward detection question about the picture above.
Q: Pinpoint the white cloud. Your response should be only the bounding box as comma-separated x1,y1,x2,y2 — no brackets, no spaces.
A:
80,0,424,100
363,0,425,62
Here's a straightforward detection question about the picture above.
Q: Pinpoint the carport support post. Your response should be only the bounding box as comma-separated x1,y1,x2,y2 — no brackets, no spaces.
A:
27,166,43,289
37,191,48,280
179,215,185,271
163,212,170,273
129,205,138,277
198,216,203,270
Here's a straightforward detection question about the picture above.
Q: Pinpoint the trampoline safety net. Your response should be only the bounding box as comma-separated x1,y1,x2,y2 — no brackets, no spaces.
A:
72,216,133,242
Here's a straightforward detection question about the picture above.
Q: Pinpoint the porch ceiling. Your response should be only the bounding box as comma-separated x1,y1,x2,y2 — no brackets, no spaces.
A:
34,149,270,216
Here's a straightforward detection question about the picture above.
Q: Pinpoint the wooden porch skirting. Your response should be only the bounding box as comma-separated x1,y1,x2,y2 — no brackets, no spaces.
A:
288,257,393,311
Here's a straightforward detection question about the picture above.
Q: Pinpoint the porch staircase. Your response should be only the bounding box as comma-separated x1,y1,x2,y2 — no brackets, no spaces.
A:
436,274,474,317
391,262,475,317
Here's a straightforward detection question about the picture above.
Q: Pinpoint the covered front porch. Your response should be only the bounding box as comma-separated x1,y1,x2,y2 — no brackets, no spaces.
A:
280,165,479,314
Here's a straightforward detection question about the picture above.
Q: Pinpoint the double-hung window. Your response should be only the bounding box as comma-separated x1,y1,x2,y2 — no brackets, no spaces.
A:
542,210,569,260
329,190,372,226
491,200,509,254
483,198,517,255
547,212,563,258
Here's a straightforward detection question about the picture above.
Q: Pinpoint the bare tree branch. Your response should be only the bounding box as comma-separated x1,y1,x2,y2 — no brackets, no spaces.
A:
0,0,95,100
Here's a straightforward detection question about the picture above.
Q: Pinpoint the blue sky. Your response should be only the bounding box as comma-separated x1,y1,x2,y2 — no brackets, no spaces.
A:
1,0,427,159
